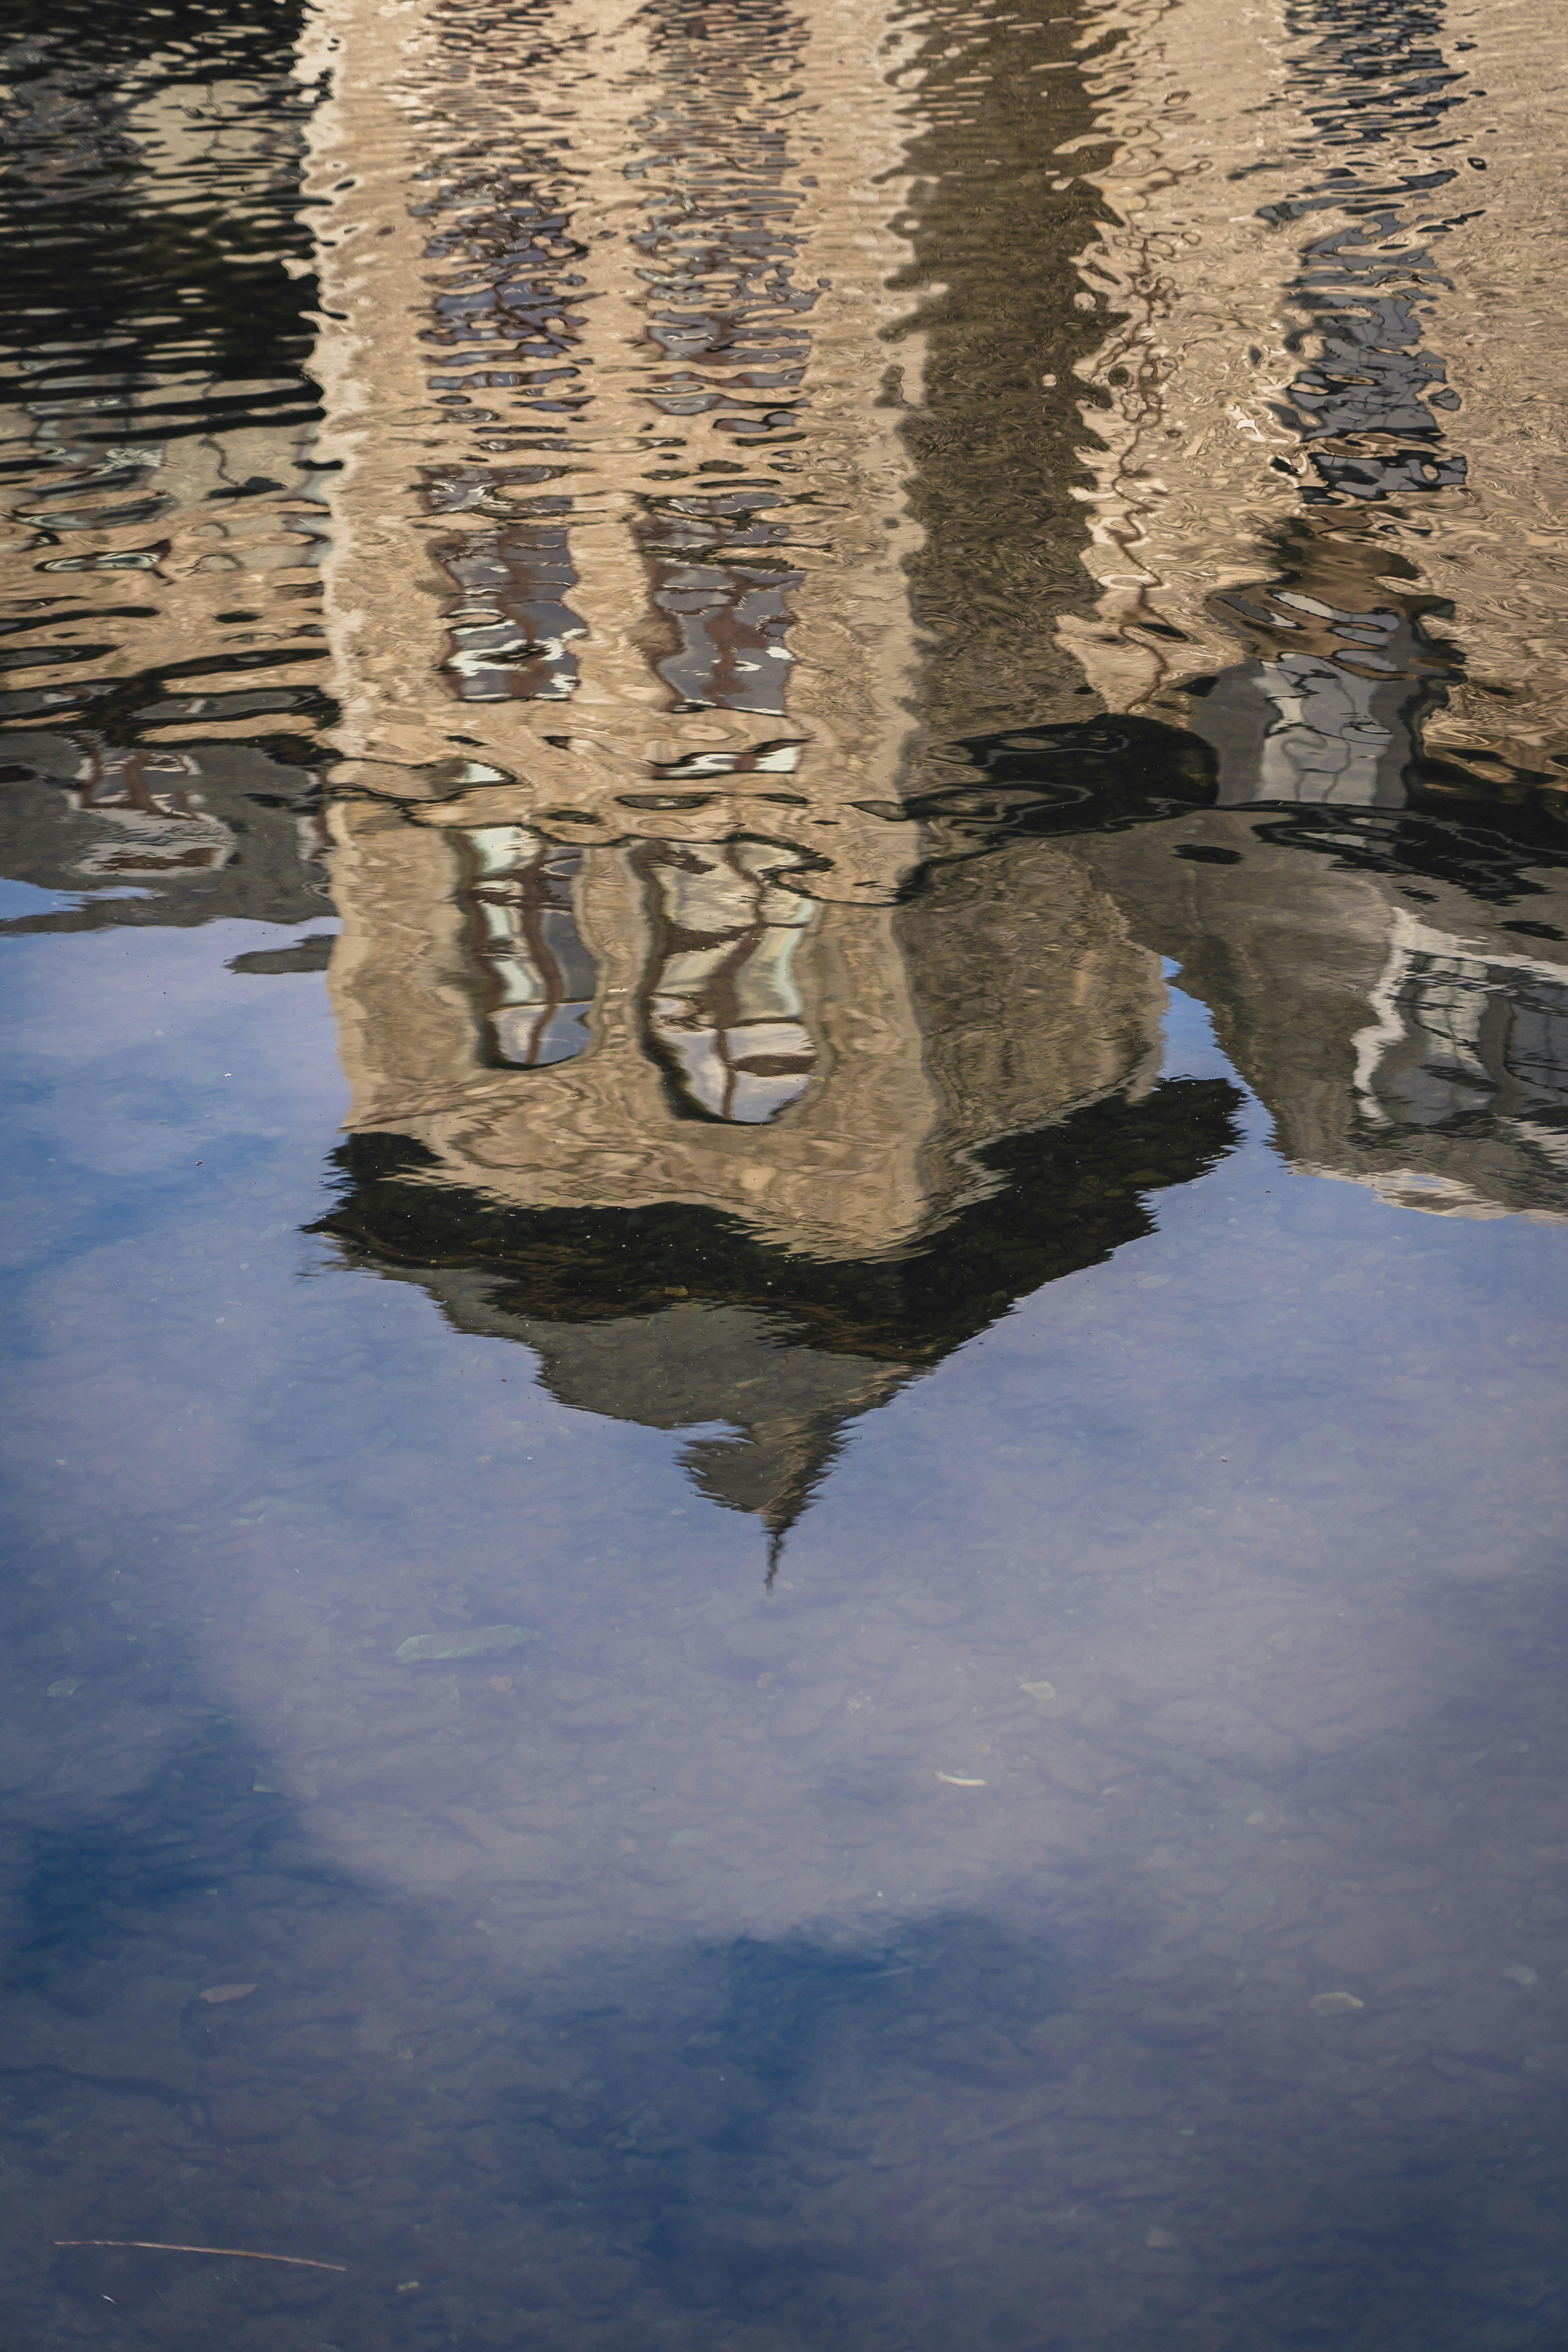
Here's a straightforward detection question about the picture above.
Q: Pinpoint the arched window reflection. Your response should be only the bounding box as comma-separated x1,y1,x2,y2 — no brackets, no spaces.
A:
1197,581,1443,809
635,837,818,1123
635,496,802,716
462,824,596,1067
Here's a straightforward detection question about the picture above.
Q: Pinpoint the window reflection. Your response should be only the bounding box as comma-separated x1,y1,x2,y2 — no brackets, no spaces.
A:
1356,915,1568,1159
436,508,584,703
634,836,818,1123
1195,570,1447,810
70,744,233,873
635,497,802,716
462,824,596,1068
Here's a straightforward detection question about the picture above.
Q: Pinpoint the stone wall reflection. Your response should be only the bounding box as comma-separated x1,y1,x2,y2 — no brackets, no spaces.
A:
1053,0,1568,790
308,0,934,901
1027,0,1568,1226
1076,810,1568,1224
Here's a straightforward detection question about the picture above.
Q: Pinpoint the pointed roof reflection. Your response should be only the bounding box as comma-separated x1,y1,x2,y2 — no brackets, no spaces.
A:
317,1058,1243,1548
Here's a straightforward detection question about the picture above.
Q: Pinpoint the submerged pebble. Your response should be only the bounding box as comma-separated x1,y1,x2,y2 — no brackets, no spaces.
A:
394,1626,538,1664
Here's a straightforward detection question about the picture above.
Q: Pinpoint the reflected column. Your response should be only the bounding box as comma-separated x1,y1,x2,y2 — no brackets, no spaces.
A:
308,0,930,901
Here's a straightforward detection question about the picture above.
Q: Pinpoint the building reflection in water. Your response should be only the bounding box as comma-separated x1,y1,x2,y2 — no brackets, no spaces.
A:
6,0,1566,1523
285,0,1568,1564
310,0,933,906
0,0,334,944
955,0,1568,1224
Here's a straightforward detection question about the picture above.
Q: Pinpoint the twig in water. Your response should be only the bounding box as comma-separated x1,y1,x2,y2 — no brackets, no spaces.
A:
56,2241,346,2273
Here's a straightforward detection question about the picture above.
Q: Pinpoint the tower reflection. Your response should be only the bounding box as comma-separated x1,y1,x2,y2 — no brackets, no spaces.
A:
321,794,1241,1556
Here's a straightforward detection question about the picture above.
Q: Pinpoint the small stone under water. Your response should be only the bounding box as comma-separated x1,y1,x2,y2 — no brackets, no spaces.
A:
394,1626,538,1663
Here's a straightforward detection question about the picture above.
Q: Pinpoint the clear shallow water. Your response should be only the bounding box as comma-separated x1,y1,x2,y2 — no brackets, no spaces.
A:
3,0,1568,2347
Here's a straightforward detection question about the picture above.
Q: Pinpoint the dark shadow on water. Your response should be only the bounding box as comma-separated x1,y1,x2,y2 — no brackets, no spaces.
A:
317,1073,1241,1362
313,1074,1243,1555
905,712,1568,907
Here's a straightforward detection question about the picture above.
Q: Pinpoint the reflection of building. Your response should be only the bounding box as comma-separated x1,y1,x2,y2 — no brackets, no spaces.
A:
1003,0,1568,1227
307,0,937,901
0,731,330,946
1052,0,1568,792
1074,809,1568,1223
1345,910,1568,1217
346,1264,913,1556
884,0,1117,784
306,0,1561,1569
0,2,331,776
321,1055,1241,1558
328,795,1169,1258
0,0,336,942
296,0,1255,1557
1181,522,1454,812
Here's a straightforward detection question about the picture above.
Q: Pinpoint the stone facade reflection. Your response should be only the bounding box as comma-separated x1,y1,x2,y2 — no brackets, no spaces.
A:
328,793,1165,1260
1054,0,1568,791
1076,811,1568,1225
323,770,1211,1555
307,0,936,903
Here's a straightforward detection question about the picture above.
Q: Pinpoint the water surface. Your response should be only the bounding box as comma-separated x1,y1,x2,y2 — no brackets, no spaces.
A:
3,0,1568,2345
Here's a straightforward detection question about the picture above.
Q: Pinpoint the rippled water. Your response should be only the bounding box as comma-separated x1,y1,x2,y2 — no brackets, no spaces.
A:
3,0,1568,2343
